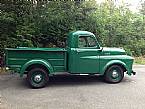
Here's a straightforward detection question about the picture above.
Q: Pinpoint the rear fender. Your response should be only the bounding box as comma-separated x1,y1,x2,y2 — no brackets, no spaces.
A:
20,59,53,77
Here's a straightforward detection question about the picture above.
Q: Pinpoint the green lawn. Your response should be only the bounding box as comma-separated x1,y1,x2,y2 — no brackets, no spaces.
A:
135,57,145,65
0,68,6,74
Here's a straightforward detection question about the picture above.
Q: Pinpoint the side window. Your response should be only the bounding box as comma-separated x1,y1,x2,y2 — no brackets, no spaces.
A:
78,36,97,48
87,36,96,47
78,36,87,48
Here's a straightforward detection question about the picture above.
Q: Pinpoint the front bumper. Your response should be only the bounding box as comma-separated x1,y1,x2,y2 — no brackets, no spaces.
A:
131,71,136,75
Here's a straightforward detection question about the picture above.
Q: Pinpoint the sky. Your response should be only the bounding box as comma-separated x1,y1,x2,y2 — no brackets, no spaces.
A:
96,0,144,12
122,0,141,12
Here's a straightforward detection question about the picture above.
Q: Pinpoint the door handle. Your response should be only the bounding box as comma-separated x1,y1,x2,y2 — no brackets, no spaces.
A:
76,49,80,53
76,49,83,53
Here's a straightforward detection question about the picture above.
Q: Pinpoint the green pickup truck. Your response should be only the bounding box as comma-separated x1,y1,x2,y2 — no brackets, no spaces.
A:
5,31,135,88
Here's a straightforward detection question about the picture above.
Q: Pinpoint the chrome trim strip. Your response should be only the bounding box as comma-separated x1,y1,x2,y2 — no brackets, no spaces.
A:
8,58,27,61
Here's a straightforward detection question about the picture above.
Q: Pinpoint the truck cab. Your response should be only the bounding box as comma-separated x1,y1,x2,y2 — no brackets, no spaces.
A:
5,31,135,88
67,31,101,74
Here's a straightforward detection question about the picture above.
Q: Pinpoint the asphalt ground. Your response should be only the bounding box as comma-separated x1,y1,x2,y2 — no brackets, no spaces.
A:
0,65,145,109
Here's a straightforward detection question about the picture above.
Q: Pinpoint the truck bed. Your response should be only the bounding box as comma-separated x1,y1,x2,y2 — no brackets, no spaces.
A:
5,47,67,72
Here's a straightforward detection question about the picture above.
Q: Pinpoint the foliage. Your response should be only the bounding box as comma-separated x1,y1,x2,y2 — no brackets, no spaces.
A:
0,0,145,56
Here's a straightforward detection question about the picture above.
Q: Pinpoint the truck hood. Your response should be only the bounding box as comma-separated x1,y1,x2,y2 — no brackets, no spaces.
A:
102,47,126,55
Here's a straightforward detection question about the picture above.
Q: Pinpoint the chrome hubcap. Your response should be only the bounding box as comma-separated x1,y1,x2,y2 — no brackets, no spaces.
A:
112,70,119,78
34,74,42,82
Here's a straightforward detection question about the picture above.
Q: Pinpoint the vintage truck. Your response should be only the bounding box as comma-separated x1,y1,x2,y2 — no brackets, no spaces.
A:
5,31,136,88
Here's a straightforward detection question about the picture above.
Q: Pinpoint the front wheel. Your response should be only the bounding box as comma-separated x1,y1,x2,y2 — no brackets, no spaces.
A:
104,65,124,83
27,68,49,88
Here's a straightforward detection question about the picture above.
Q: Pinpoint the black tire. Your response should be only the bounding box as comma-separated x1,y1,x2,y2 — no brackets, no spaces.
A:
27,68,49,88
104,65,124,83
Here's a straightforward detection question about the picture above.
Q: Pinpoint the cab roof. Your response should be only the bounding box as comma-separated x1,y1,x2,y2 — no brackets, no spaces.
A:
67,31,96,48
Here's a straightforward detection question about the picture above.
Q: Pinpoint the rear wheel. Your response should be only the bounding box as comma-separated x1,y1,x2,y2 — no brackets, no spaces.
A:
27,68,49,88
104,65,124,83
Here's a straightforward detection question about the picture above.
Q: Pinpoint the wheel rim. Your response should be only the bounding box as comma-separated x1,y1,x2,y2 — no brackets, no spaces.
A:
109,67,122,81
31,72,44,84
111,70,119,79
34,74,42,83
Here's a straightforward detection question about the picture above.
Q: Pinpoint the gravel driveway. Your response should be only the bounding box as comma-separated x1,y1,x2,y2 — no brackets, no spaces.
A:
0,65,144,109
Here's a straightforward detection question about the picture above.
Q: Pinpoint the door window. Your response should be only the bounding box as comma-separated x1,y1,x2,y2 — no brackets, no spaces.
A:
87,36,96,47
78,36,87,48
78,36,97,48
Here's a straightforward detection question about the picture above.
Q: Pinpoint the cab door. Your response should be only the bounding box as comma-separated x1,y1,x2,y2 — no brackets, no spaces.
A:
72,35,101,74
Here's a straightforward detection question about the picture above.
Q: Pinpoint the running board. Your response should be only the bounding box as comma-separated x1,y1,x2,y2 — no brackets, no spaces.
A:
49,72,101,76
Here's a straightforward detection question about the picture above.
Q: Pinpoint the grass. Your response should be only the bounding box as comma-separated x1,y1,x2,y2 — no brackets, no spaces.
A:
134,57,145,65
0,67,6,74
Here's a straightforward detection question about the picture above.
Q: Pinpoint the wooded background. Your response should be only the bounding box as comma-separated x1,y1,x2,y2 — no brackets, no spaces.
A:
0,0,145,56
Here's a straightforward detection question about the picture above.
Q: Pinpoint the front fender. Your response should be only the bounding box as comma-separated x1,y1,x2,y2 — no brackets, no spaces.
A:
101,60,128,75
20,59,53,77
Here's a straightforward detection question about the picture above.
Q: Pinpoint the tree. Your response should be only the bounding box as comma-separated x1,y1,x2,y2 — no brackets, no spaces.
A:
0,0,144,56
